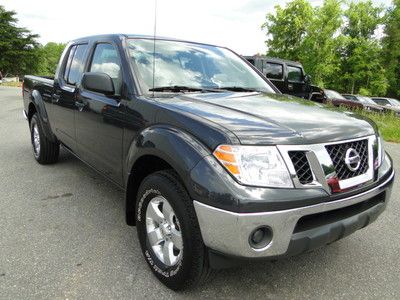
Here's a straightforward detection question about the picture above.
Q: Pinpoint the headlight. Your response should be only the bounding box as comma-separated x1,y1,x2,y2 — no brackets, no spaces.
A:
213,145,293,188
375,135,385,169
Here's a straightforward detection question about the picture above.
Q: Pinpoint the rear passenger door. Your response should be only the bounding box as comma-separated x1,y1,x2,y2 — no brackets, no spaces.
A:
75,42,124,184
52,43,88,151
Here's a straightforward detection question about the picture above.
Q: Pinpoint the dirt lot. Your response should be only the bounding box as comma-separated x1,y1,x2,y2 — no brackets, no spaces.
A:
1,86,399,299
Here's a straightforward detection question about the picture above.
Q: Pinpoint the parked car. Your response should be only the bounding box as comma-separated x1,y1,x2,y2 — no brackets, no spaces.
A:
371,97,400,116
244,55,322,99
23,34,394,290
319,89,363,109
342,94,384,113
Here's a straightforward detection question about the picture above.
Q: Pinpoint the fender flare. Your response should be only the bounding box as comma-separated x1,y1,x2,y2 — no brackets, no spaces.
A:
30,90,58,142
125,125,211,184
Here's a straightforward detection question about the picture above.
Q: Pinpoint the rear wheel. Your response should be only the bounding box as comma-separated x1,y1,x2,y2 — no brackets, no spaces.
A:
30,113,59,164
136,170,212,290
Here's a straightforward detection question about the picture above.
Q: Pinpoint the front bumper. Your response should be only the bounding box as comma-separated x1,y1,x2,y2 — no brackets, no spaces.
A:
194,168,394,258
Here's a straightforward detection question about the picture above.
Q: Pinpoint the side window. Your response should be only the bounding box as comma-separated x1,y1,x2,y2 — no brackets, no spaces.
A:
346,95,357,101
89,43,122,95
374,98,390,105
67,44,88,85
263,62,283,80
287,66,303,82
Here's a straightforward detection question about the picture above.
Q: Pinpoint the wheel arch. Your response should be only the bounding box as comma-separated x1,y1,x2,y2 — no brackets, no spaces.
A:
124,125,210,225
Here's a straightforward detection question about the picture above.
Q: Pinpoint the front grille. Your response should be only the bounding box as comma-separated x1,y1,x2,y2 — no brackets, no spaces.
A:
325,139,369,180
289,151,313,184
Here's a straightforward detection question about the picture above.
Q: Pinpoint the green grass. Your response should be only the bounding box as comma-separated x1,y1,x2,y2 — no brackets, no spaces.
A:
326,104,400,143
356,109,400,143
0,81,22,87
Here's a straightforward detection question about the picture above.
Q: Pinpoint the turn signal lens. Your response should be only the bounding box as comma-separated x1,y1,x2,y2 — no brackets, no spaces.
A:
213,146,240,175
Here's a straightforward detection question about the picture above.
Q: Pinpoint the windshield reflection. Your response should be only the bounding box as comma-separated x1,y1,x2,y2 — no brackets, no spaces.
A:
127,39,275,95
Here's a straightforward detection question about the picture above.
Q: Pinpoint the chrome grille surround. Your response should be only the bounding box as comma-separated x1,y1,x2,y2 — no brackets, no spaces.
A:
278,135,377,194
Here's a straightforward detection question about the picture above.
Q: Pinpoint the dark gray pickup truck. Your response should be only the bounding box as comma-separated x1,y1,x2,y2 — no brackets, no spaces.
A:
23,34,394,290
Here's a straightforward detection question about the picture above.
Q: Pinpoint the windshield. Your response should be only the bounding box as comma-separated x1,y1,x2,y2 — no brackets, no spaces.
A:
325,90,345,100
388,98,400,106
127,39,275,94
359,96,376,105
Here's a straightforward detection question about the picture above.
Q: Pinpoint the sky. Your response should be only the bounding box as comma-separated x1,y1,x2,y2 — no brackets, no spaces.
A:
1,0,393,55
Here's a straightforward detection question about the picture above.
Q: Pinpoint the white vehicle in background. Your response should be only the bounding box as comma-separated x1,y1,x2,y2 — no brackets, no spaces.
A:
371,97,400,116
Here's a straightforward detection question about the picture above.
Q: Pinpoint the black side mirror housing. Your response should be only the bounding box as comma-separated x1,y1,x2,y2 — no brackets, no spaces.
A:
304,74,311,84
81,72,115,96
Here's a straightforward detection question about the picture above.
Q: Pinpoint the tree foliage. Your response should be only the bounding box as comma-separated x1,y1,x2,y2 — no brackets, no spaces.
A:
340,1,386,94
382,0,400,98
0,5,65,78
301,0,343,87
36,42,66,76
262,0,397,96
262,0,313,61
0,5,40,76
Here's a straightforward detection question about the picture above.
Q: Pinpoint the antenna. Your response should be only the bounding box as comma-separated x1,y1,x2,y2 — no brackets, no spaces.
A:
152,0,157,97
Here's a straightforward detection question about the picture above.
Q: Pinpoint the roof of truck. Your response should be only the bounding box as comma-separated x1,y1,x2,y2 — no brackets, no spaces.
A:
70,34,222,48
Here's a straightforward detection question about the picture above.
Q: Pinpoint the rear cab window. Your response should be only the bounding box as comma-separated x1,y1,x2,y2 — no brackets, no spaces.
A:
63,44,89,86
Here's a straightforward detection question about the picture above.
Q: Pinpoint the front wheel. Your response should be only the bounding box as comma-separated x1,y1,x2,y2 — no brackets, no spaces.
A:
136,170,212,290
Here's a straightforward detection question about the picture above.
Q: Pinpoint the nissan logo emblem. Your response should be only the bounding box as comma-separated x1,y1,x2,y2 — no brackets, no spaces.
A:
345,148,361,171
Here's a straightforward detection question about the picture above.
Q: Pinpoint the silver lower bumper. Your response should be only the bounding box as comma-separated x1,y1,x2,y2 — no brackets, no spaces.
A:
194,170,394,258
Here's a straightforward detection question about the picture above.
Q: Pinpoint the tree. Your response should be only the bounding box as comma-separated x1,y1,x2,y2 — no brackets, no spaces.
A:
382,0,400,98
0,5,40,76
36,42,66,76
261,0,313,61
261,0,390,95
340,0,386,95
301,0,343,87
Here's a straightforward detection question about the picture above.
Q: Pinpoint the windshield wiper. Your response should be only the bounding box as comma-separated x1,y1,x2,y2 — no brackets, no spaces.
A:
214,86,261,92
149,85,223,93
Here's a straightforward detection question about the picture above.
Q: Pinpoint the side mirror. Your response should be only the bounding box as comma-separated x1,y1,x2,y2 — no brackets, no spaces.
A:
304,74,311,84
81,72,115,96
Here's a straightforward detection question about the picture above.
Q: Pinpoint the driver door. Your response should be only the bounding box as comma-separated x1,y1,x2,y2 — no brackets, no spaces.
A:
75,42,125,185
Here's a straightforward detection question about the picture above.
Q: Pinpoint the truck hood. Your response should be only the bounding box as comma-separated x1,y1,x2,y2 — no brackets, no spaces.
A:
157,92,376,145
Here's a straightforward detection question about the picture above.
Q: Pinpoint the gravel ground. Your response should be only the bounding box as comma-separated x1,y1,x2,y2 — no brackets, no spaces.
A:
0,86,399,299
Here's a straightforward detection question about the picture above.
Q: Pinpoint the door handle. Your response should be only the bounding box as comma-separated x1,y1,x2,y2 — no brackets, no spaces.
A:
75,101,86,111
52,94,60,103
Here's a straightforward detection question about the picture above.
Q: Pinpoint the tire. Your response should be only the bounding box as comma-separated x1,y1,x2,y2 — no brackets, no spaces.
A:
136,170,212,290
30,113,59,164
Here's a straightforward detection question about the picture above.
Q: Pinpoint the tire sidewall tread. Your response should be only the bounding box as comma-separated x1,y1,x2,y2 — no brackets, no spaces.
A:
136,169,210,290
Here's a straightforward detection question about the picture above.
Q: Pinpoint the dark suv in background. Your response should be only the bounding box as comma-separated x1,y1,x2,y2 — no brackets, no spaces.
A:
245,56,322,99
